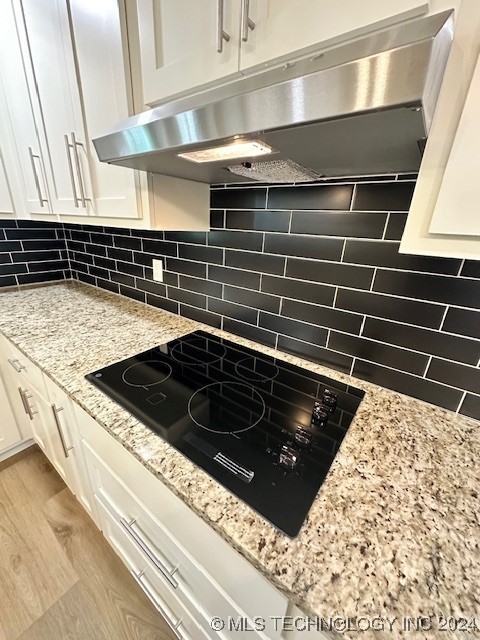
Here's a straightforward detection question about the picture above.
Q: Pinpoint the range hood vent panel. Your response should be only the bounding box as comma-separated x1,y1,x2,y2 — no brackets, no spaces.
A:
94,11,453,182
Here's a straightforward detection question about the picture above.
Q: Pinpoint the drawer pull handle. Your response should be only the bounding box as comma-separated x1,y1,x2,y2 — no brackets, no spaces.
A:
131,570,186,640
51,404,73,458
9,359,25,373
120,517,179,589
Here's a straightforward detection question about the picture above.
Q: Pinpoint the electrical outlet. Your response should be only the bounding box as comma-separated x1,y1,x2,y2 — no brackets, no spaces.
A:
152,259,163,282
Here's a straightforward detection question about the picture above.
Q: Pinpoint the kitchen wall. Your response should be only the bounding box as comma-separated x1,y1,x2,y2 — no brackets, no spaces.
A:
0,175,479,420
0,219,70,286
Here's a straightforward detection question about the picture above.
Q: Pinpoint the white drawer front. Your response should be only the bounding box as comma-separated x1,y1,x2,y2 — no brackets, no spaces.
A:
3,338,47,399
84,440,273,640
95,493,210,640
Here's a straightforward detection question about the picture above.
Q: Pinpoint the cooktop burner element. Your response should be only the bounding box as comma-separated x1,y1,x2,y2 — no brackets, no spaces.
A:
188,382,266,435
121,360,172,388
86,330,364,537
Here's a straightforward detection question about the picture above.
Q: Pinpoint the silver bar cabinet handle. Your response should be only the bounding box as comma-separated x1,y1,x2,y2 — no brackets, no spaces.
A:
23,391,38,417
18,387,36,420
241,0,255,42
130,570,185,640
18,387,31,419
120,516,179,589
70,132,90,209
216,0,230,53
28,147,48,207
8,358,25,373
51,404,72,458
64,134,80,207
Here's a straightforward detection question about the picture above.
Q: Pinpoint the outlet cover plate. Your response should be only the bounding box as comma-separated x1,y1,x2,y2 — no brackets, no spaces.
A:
152,259,163,282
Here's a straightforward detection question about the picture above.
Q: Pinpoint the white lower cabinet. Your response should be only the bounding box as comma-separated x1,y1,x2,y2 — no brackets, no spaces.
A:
0,333,321,640
0,374,22,457
75,403,288,640
0,335,93,519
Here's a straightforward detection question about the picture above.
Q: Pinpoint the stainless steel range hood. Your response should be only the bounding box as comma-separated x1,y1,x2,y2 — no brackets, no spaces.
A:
93,11,454,184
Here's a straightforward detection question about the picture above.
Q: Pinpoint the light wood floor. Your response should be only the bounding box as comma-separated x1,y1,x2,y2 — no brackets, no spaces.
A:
0,446,176,640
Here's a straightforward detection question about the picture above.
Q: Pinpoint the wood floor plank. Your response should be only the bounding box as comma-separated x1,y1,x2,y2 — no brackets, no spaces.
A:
0,445,36,473
42,488,175,640
0,501,78,639
0,447,64,511
17,583,111,640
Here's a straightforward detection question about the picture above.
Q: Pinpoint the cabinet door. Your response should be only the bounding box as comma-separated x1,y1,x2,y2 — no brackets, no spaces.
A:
0,149,15,219
0,0,53,216
137,0,242,106
428,53,480,237
0,375,22,455
36,392,73,487
44,374,97,521
239,0,429,73
15,0,93,216
68,0,140,220
20,386,49,453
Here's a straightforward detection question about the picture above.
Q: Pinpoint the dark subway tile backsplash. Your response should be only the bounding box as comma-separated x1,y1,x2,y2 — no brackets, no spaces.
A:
384,213,408,241
329,332,429,375
353,181,415,211
426,359,480,396
352,360,463,411
286,257,374,289
261,275,335,307
363,317,480,366
210,188,267,209
1,175,479,420
442,307,480,340
267,184,353,210
226,210,290,232
264,233,343,261
343,240,461,274
291,211,387,239
335,289,446,328
374,270,480,310
0,220,70,288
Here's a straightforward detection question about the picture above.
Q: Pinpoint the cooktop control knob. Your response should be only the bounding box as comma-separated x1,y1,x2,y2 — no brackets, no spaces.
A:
294,425,313,447
279,444,301,471
322,389,338,412
311,401,329,427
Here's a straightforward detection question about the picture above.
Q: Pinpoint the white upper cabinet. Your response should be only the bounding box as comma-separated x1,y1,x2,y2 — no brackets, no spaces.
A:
238,0,429,73
67,0,140,219
135,0,430,106
428,53,480,237
0,1,53,217
137,0,242,106
400,0,480,259
10,0,144,221
16,0,93,217
0,151,15,218
1,0,209,229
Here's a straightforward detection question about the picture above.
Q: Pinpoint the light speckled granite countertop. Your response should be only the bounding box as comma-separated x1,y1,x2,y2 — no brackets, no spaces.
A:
0,281,479,639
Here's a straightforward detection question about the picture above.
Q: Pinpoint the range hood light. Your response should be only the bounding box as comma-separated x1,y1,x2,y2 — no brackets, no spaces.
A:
178,140,273,163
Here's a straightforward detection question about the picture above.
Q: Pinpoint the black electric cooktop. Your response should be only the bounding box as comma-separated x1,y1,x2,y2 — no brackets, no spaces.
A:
86,330,364,537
